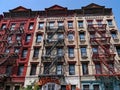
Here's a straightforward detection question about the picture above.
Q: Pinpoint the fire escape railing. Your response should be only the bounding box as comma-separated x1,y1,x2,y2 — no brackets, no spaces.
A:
39,26,65,77
0,27,24,79
88,24,120,77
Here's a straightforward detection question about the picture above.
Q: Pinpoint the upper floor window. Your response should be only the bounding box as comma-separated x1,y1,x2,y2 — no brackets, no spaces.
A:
49,22,54,29
30,64,37,75
58,21,64,27
56,64,62,75
21,49,28,58
36,34,42,43
90,33,95,38
57,33,64,40
1,24,6,30
68,21,73,29
87,20,93,25
68,33,74,41
17,64,24,76
71,85,76,90
5,48,10,53
82,62,89,75
28,23,34,30
6,65,12,76
111,31,117,39
79,32,85,41
116,46,120,56
68,47,74,57
25,34,31,42
57,48,63,56
10,23,16,31
107,20,113,26
80,47,87,58
20,23,24,29
33,47,40,58
78,21,83,28
44,63,50,74
38,22,44,29
7,36,12,44
95,63,102,74
92,47,98,54
16,35,21,41
69,64,75,75
14,48,20,53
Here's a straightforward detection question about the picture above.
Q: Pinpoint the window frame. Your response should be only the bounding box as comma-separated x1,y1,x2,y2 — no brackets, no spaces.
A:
30,64,37,75
17,64,24,76
68,47,74,58
82,63,89,75
69,64,75,75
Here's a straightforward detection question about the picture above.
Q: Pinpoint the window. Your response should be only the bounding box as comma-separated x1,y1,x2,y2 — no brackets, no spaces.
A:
10,23,16,30
95,63,102,74
90,33,95,38
56,64,62,75
83,85,89,90
79,32,85,41
81,47,87,58
17,64,24,76
68,33,74,41
57,33,64,40
78,21,83,28
14,48,20,53
82,63,89,75
38,22,44,29
69,64,75,75
93,84,100,90
61,85,66,90
20,23,24,29
29,23,34,30
57,48,63,56
116,46,120,56
16,35,21,41
107,20,113,26
1,24,6,30
5,49,10,53
58,21,64,27
71,85,76,90
48,84,55,90
21,49,28,58
33,47,40,58
68,47,74,57
49,22,54,29
15,86,20,90
5,85,10,90
7,36,12,44
36,34,42,43
68,21,73,28
6,65,12,76
108,63,114,74
25,34,31,42
44,63,50,74
97,20,102,25
30,64,37,75
92,47,98,54
87,20,93,25
111,31,117,39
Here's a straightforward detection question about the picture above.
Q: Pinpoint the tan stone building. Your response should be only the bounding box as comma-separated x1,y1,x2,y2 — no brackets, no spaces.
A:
24,3,120,90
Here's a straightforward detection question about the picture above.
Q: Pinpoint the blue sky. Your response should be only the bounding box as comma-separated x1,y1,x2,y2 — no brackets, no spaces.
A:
0,0,120,29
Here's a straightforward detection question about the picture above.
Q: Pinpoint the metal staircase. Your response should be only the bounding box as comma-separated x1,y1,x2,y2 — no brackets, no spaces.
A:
88,24,120,77
39,24,65,78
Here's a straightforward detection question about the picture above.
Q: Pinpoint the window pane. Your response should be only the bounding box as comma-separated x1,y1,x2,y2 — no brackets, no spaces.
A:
111,32,117,39
29,23,34,30
22,49,28,58
33,48,40,57
38,22,44,29
1,24,6,30
92,47,98,54
83,85,89,90
79,32,85,40
69,64,75,75
36,34,42,42
49,22,54,29
95,63,102,74
10,23,16,30
30,64,37,75
82,63,88,75
71,85,76,90
68,21,73,28
17,65,24,76
116,46,120,55
107,20,113,26
81,47,87,57
6,65,12,76
57,64,62,75
87,21,93,25
26,34,31,42
61,85,66,90
68,33,74,41
58,21,64,27
57,33,64,39
68,47,74,57
78,21,83,28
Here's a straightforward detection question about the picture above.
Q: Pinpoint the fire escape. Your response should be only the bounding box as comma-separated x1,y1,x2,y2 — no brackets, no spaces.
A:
0,27,24,85
39,23,66,82
88,24,120,78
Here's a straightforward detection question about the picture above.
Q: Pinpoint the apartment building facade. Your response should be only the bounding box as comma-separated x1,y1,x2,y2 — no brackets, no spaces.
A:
0,6,37,90
0,3,120,90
